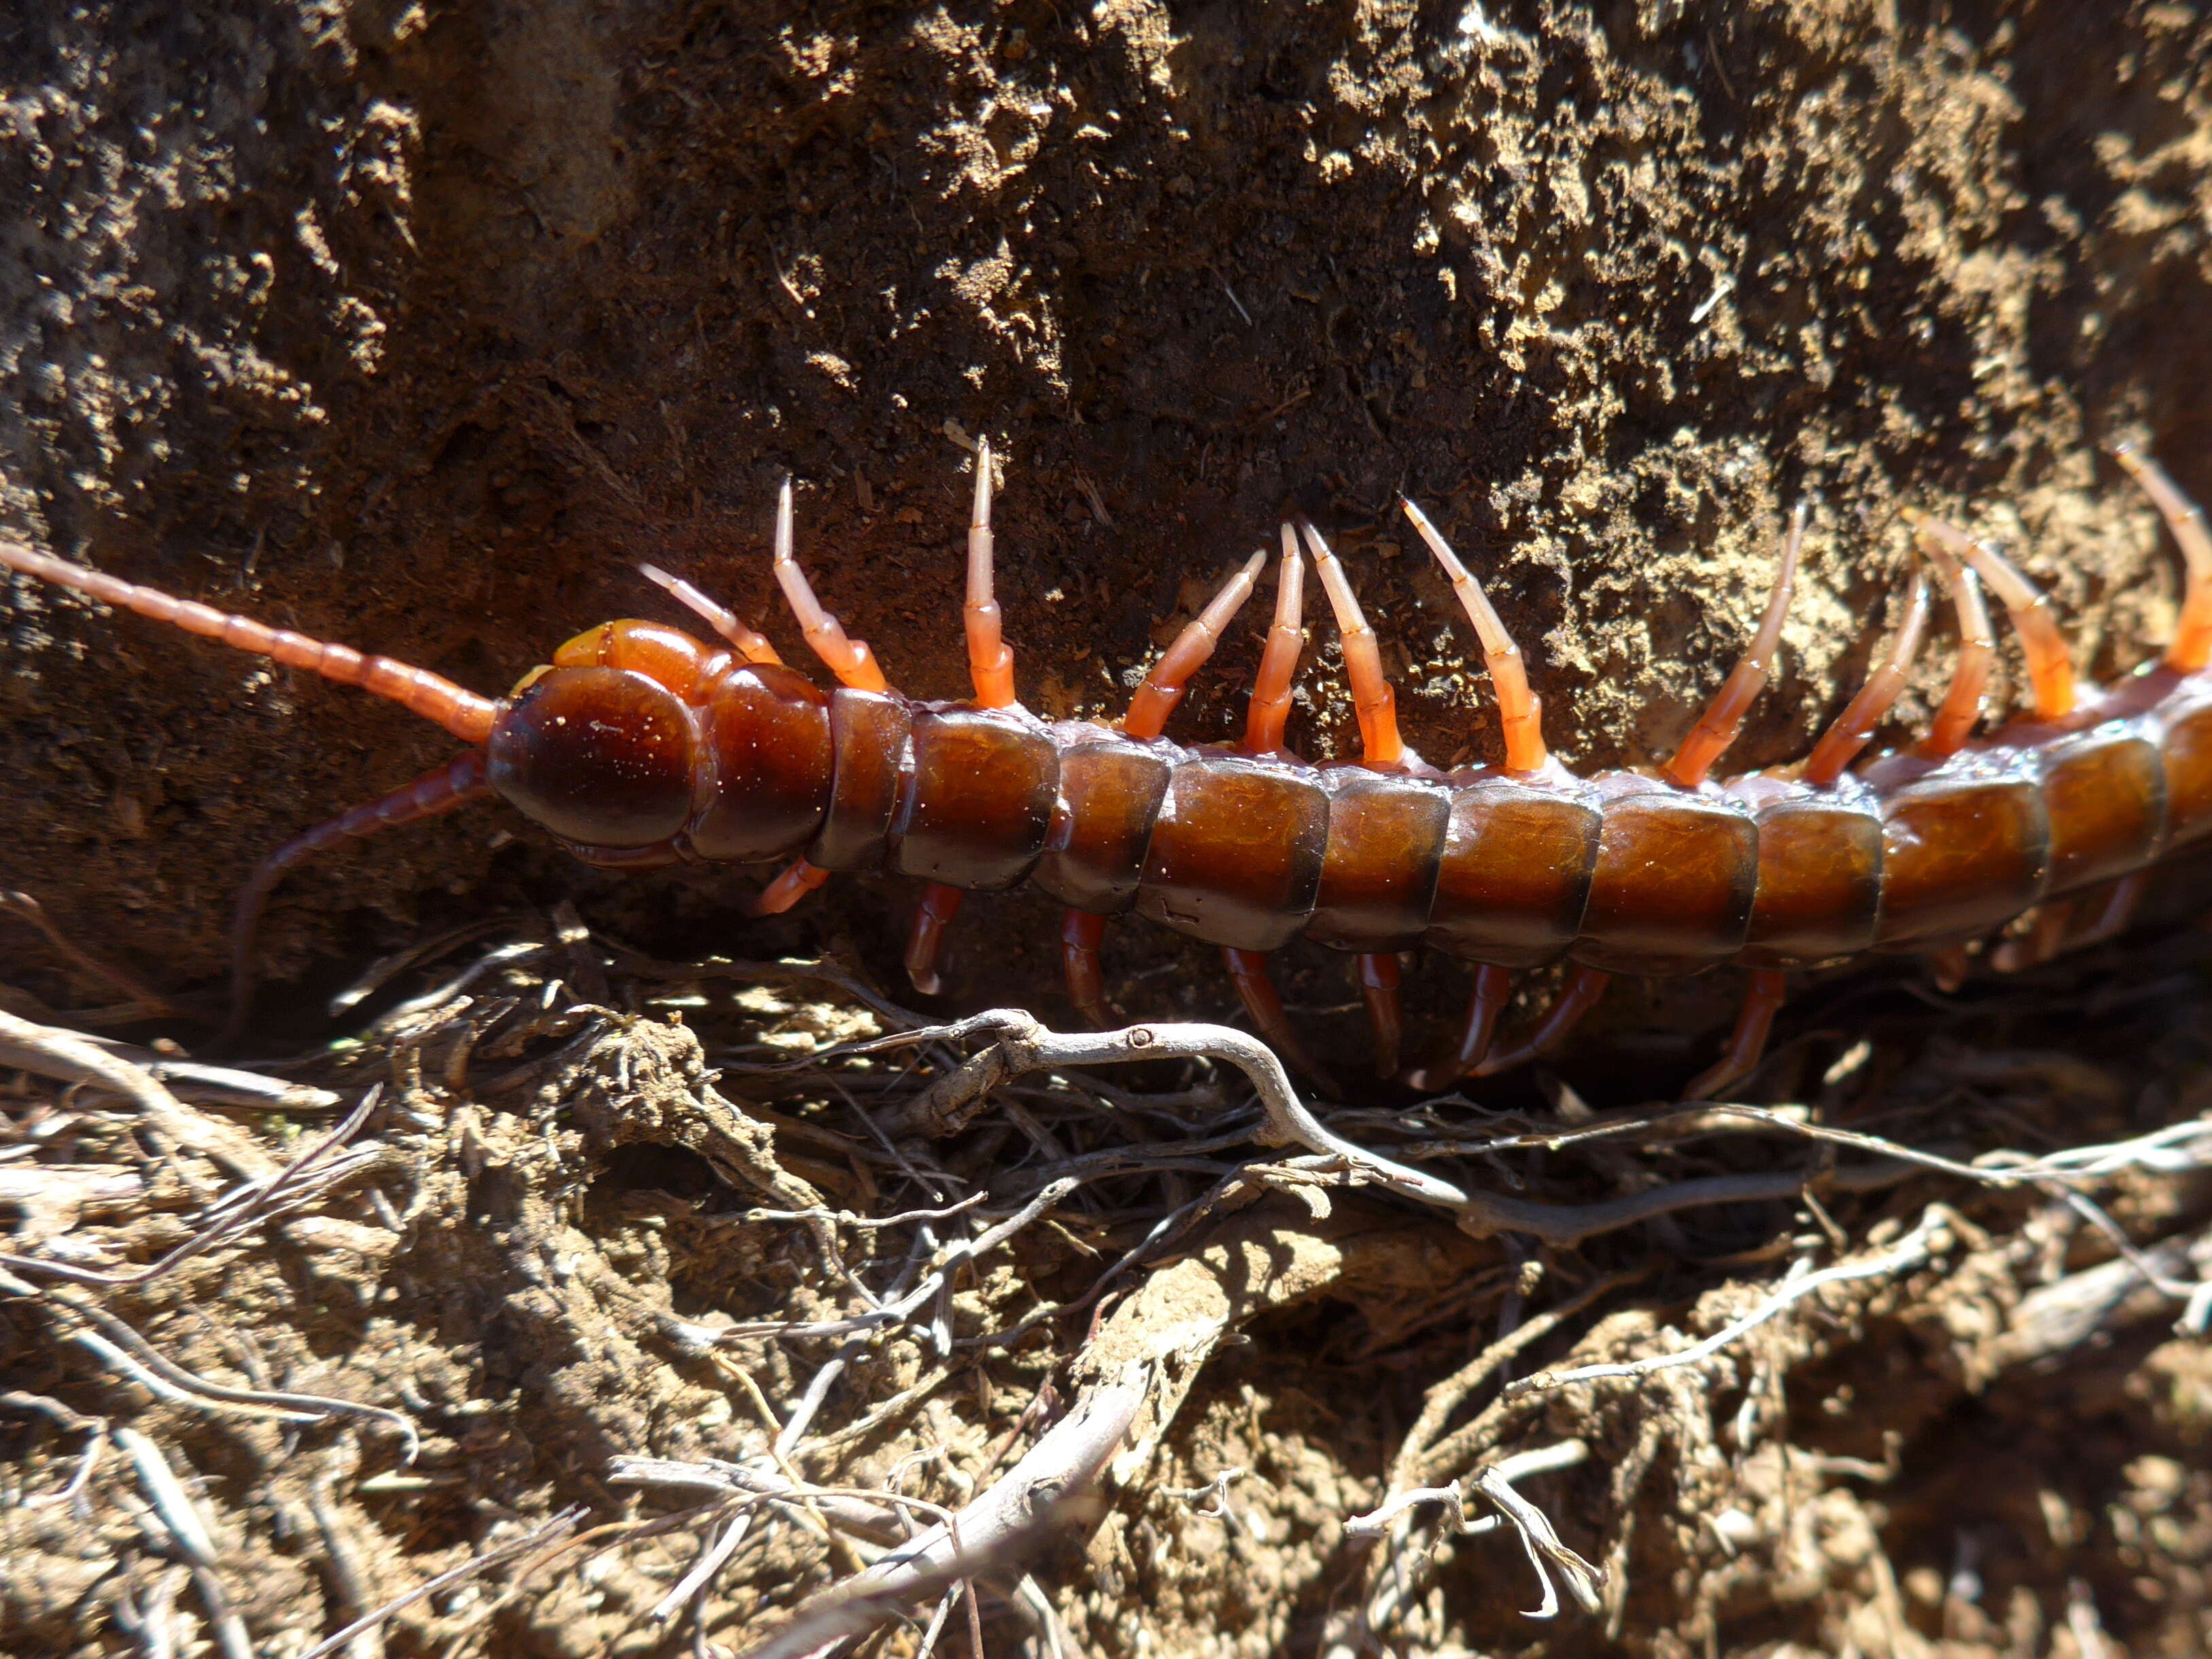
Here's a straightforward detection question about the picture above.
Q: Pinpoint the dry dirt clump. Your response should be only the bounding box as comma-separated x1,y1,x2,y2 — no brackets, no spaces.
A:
6,3,2212,1657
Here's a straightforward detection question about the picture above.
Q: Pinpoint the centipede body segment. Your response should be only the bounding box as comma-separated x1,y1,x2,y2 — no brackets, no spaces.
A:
6,440,2212,1097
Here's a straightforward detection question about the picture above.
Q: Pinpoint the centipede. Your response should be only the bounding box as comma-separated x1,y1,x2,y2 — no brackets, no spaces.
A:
5,440,2211,1097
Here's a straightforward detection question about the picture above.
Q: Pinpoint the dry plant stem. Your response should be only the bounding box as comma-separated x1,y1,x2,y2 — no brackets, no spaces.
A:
3,1089,387,1289
293,1507,587,1659
116,1426,256,1659
720,1176,1079,1341
602,943,930,1031
883,1010,1904,1242
63,1033,343,1112
1996,1225,2212,1366
1,889,184,1014
1347,1440,1590,1537
1397,1266,1656,1487
10,1274,421,1453
1505,1203,1958,1398
736,1379,1141,1659
1472,1463,1606,1618
0,1010,277,1180
609,1456,914,1545
1334,1443,1602,1653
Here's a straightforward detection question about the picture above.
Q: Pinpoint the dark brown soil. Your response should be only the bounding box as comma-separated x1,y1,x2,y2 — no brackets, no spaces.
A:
7,3,2212,1656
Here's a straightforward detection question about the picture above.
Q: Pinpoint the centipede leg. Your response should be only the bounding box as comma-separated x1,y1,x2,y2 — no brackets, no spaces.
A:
1301,520,1410,769
638,564,782,664
1403,963,1513,1091
1803,571,1932,785
1989,900,2079,974
1355,953,1404,1078
1929,947,1973,993
1123,550,1267,740
1242,526,1307,756
963,440,1019,708
222,750,494,1048
755,859,831,917
1681,969,1789,1101
2113,444,2212,672
1911,529,1997,759
1990,870,2146,972
1665,506,1803,787
904,881,965,996
1907,511,2075,723
1222,948,1329,1085
1471,965,1610,1077
2079,871,2147,946
1060,908,1113,1028
770,478,892,693
1402,501,1548,770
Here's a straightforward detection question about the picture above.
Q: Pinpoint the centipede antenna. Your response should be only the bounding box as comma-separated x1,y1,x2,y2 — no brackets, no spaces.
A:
770,478,891,694
1904,509,2073,721
1801,568,1933,786
1908,520,1997,759
964,439,1017,708
637,564,783,665
224,752,494,1047
1122,549,1267,741
0,536,498,745
1242,525,1307,755
1665,504,1805,788
1401,498,1547,771
2112,442,2212,673
1298,519,1409,770
755,857,831,916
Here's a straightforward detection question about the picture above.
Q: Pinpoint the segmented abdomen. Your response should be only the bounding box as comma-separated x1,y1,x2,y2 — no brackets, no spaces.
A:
763,671,2212,975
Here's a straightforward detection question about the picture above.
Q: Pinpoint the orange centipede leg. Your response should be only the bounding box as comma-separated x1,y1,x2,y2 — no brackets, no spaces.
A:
755,858,831,917
1665,504,1805,788
638,564,783,664
1904,509,2075,723
1681,968,1790,1101
2113,443,2212,672
964,440,1018,708
1909,526,1997,759
1472,963,1610,1078
1222,948,1329,1086
770,478,891,693
1298,519,1412,770
1401,498,1547,770
1402,963,1513,1092
1300,518,1427,1074
1122,550,1268,740
904,881,965,996
1242,524,1307,756
1802,570,1933,785
224,751,494,1046
1060,908,1113,1028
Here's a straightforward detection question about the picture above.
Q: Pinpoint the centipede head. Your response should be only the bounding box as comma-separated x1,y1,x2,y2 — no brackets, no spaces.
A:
486,617,834,861
487,621,706,851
